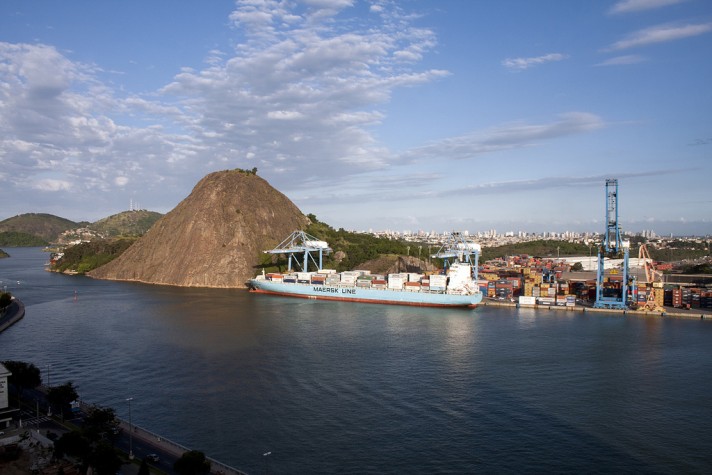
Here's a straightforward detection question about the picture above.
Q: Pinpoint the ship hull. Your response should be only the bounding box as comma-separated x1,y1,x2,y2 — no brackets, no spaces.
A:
249,279,482,308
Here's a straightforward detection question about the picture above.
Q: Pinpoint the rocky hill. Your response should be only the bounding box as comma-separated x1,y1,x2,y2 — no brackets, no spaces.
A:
89,169,309,288
0,213,80,242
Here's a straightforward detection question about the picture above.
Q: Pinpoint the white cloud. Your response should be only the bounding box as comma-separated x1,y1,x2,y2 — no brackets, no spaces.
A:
609,0,688,14
606,23,712,50
32,178,72,192
160,1,449,189
0,1,452,217
595,54,646,66
502,53,568,71
400,112,605,162
267,110,304,120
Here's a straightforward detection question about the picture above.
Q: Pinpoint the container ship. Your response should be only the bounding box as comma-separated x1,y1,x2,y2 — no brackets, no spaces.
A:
248,231,483,308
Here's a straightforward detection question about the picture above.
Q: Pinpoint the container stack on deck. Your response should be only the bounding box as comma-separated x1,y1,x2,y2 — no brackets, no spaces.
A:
265,269,450,293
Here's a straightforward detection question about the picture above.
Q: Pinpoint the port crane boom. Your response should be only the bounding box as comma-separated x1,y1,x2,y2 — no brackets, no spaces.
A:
263,230,332,272
594,179,635,309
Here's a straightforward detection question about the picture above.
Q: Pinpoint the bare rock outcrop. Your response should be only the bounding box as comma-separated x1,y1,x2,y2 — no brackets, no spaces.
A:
89,170,308,288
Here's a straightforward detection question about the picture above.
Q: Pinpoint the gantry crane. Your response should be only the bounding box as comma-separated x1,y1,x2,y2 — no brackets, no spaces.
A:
637,244,664,311
262,230,332,273
431,232,481,281
593,179,636,309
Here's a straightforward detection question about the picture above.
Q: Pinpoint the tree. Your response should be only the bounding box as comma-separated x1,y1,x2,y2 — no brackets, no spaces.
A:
83,405,120,443
54,430,91,460
0,292,11,309
174,450,211,475
47,381,79,416
1,360,41,406
87,441,122,475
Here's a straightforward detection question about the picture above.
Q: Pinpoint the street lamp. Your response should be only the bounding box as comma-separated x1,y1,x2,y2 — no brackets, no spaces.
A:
126,397,134,460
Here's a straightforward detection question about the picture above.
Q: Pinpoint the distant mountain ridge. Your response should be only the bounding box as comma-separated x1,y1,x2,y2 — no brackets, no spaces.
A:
0,213,81,242
0,210,163,245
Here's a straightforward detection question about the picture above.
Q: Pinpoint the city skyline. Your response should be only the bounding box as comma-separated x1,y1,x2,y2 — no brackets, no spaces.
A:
1,0,711,235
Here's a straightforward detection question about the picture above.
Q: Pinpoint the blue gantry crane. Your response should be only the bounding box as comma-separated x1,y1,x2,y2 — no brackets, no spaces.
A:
594,178,636,309
262,230,332,273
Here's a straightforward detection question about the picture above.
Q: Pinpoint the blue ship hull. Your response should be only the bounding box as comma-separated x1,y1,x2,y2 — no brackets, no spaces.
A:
249,279,482,308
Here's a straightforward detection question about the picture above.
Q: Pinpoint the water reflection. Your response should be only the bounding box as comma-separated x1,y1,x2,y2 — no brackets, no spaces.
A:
2,248,712,474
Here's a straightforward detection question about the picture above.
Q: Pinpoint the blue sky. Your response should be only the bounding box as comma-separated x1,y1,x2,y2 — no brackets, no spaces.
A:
1,0,710,236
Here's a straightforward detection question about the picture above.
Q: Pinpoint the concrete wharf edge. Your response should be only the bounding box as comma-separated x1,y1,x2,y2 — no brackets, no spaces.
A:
480,299,712,320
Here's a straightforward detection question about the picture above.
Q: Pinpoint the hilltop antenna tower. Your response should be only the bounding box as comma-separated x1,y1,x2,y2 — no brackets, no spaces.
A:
593,178,635,309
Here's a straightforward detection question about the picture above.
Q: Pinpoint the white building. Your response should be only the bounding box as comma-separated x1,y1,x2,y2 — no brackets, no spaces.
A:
0,362,12,429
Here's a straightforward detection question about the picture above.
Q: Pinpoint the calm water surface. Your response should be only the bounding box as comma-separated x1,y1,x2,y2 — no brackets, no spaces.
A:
1,248,711,474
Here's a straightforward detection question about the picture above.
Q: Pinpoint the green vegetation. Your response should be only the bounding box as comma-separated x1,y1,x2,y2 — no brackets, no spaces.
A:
47,381,79,416
0,212,79,242
53,238,136,274
89,210,163,238
681,262,712,274
0,230,49,247
480,240,591,261
643,243,710,263
0,291,11,309
256,214,414,272
234,167,258,175
54,404,123,474
1,360,41,406
302,214,413,271
174,450,211,475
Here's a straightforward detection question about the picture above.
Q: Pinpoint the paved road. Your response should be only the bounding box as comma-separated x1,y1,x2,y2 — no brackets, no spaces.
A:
8,387,246,474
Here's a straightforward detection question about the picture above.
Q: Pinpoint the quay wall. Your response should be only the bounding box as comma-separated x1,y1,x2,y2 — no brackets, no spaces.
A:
481,299,712,320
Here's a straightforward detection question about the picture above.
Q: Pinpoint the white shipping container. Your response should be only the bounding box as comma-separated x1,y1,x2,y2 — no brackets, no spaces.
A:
297,272,312,281
430,275,447,286
408,273,424,282
518,296,536,306
388,277,405,290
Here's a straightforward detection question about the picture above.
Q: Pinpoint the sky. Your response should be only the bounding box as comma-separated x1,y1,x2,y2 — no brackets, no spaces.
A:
1,0,711,236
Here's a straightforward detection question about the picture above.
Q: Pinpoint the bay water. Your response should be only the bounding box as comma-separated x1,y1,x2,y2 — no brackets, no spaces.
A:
1,247,711,474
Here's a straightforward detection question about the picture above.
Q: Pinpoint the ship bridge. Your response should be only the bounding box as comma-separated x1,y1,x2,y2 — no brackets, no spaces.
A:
431,232,481,282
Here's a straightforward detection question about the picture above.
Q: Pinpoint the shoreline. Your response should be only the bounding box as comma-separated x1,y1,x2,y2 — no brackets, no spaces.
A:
0,298,25,333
